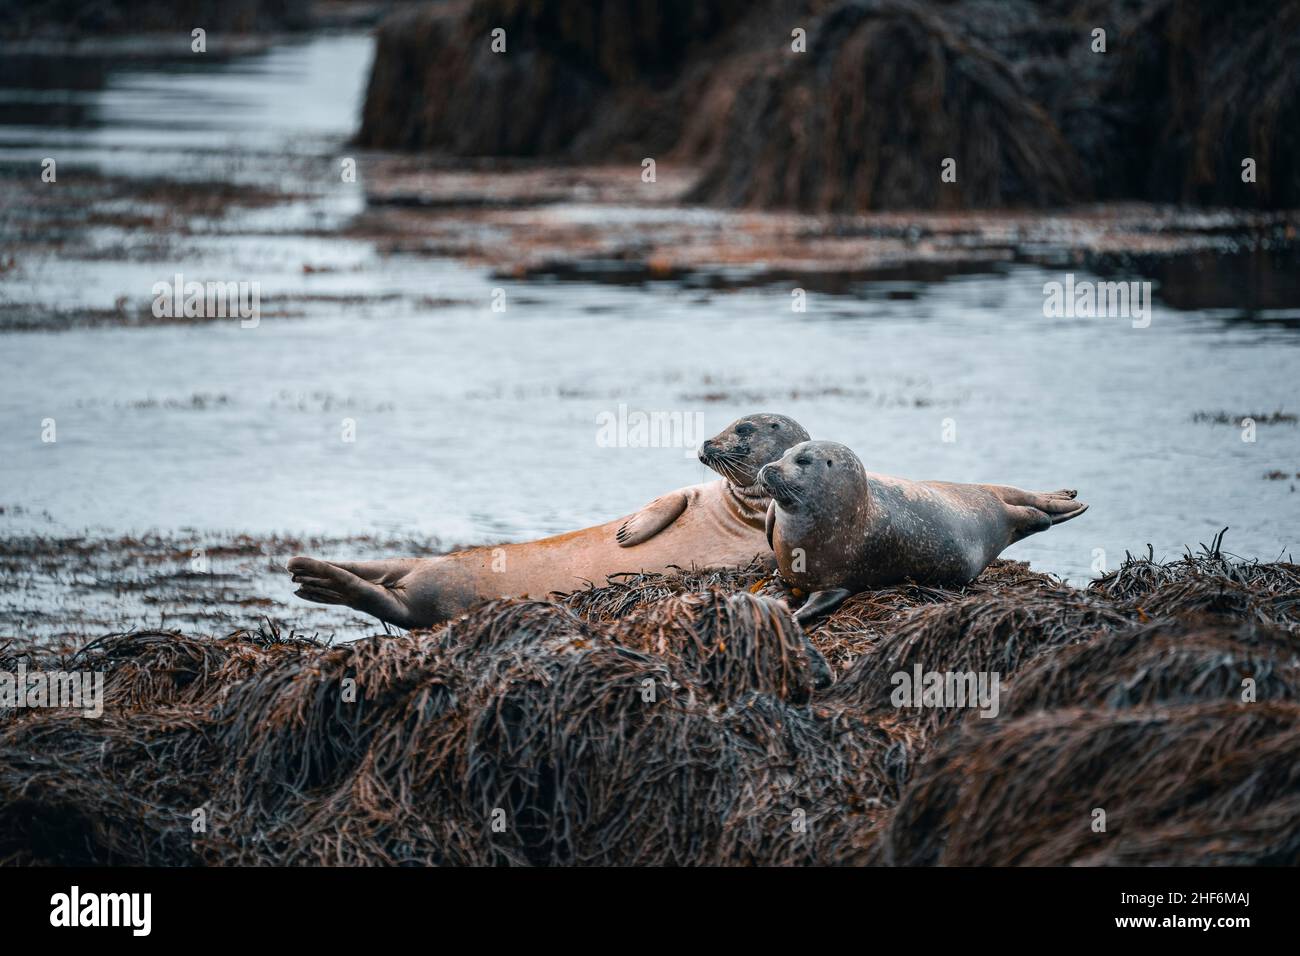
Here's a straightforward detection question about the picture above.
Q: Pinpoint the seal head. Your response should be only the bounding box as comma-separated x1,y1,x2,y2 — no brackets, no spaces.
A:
699,413,811,487
757,439,867,518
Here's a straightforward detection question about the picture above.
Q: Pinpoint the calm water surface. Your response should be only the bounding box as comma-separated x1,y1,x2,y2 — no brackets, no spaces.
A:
2,33,1297,584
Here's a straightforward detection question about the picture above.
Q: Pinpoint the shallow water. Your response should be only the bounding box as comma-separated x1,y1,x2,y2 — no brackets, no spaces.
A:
2,32,1298,589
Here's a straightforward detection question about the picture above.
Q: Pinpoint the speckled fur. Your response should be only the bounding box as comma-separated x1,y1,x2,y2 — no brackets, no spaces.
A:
760,440,1087,595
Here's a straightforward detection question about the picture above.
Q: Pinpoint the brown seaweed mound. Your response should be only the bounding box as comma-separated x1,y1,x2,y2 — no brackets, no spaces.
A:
1097,0,1300,209
820,591,1131,735
883,702,1300,866
687,0,1082,211
1003,618,1300,717
355,0,763,158
2,540,1298,866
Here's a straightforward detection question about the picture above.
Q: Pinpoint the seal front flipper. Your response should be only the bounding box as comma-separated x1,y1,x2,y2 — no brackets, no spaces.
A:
615,491,689,547
793,587,851,625
765,500,776,551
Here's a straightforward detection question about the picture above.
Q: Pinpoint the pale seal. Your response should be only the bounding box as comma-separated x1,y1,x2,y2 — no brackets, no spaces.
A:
288,413,811,629
758,440,1088,623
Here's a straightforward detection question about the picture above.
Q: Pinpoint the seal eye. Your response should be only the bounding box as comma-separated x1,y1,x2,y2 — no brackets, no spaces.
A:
826,460,833,467
770,423,779,429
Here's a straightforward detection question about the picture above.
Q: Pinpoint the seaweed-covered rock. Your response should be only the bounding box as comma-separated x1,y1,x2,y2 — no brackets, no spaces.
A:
4,548,1298,866
688,0,1083,211
356,0,761,157
884,702,1300,865
1097,0,1300,208
357,0,1300,210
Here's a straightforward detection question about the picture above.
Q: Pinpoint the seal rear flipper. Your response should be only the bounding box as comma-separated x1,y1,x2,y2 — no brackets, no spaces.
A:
1028,489,1089,525
1006,497,1089,543
1047,500,1088,525
615,490,689,547
289,556,418,628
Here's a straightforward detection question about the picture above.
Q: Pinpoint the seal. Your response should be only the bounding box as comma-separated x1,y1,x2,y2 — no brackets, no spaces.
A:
288,413,811,629
758,440,1088,623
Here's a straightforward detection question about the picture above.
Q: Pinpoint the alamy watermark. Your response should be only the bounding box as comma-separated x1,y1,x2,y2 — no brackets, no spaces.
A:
596,404,705,458
152,272,260,327
891,666,1000,718
1043,273,1151,329
50,886,150,936
1,664,104,718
